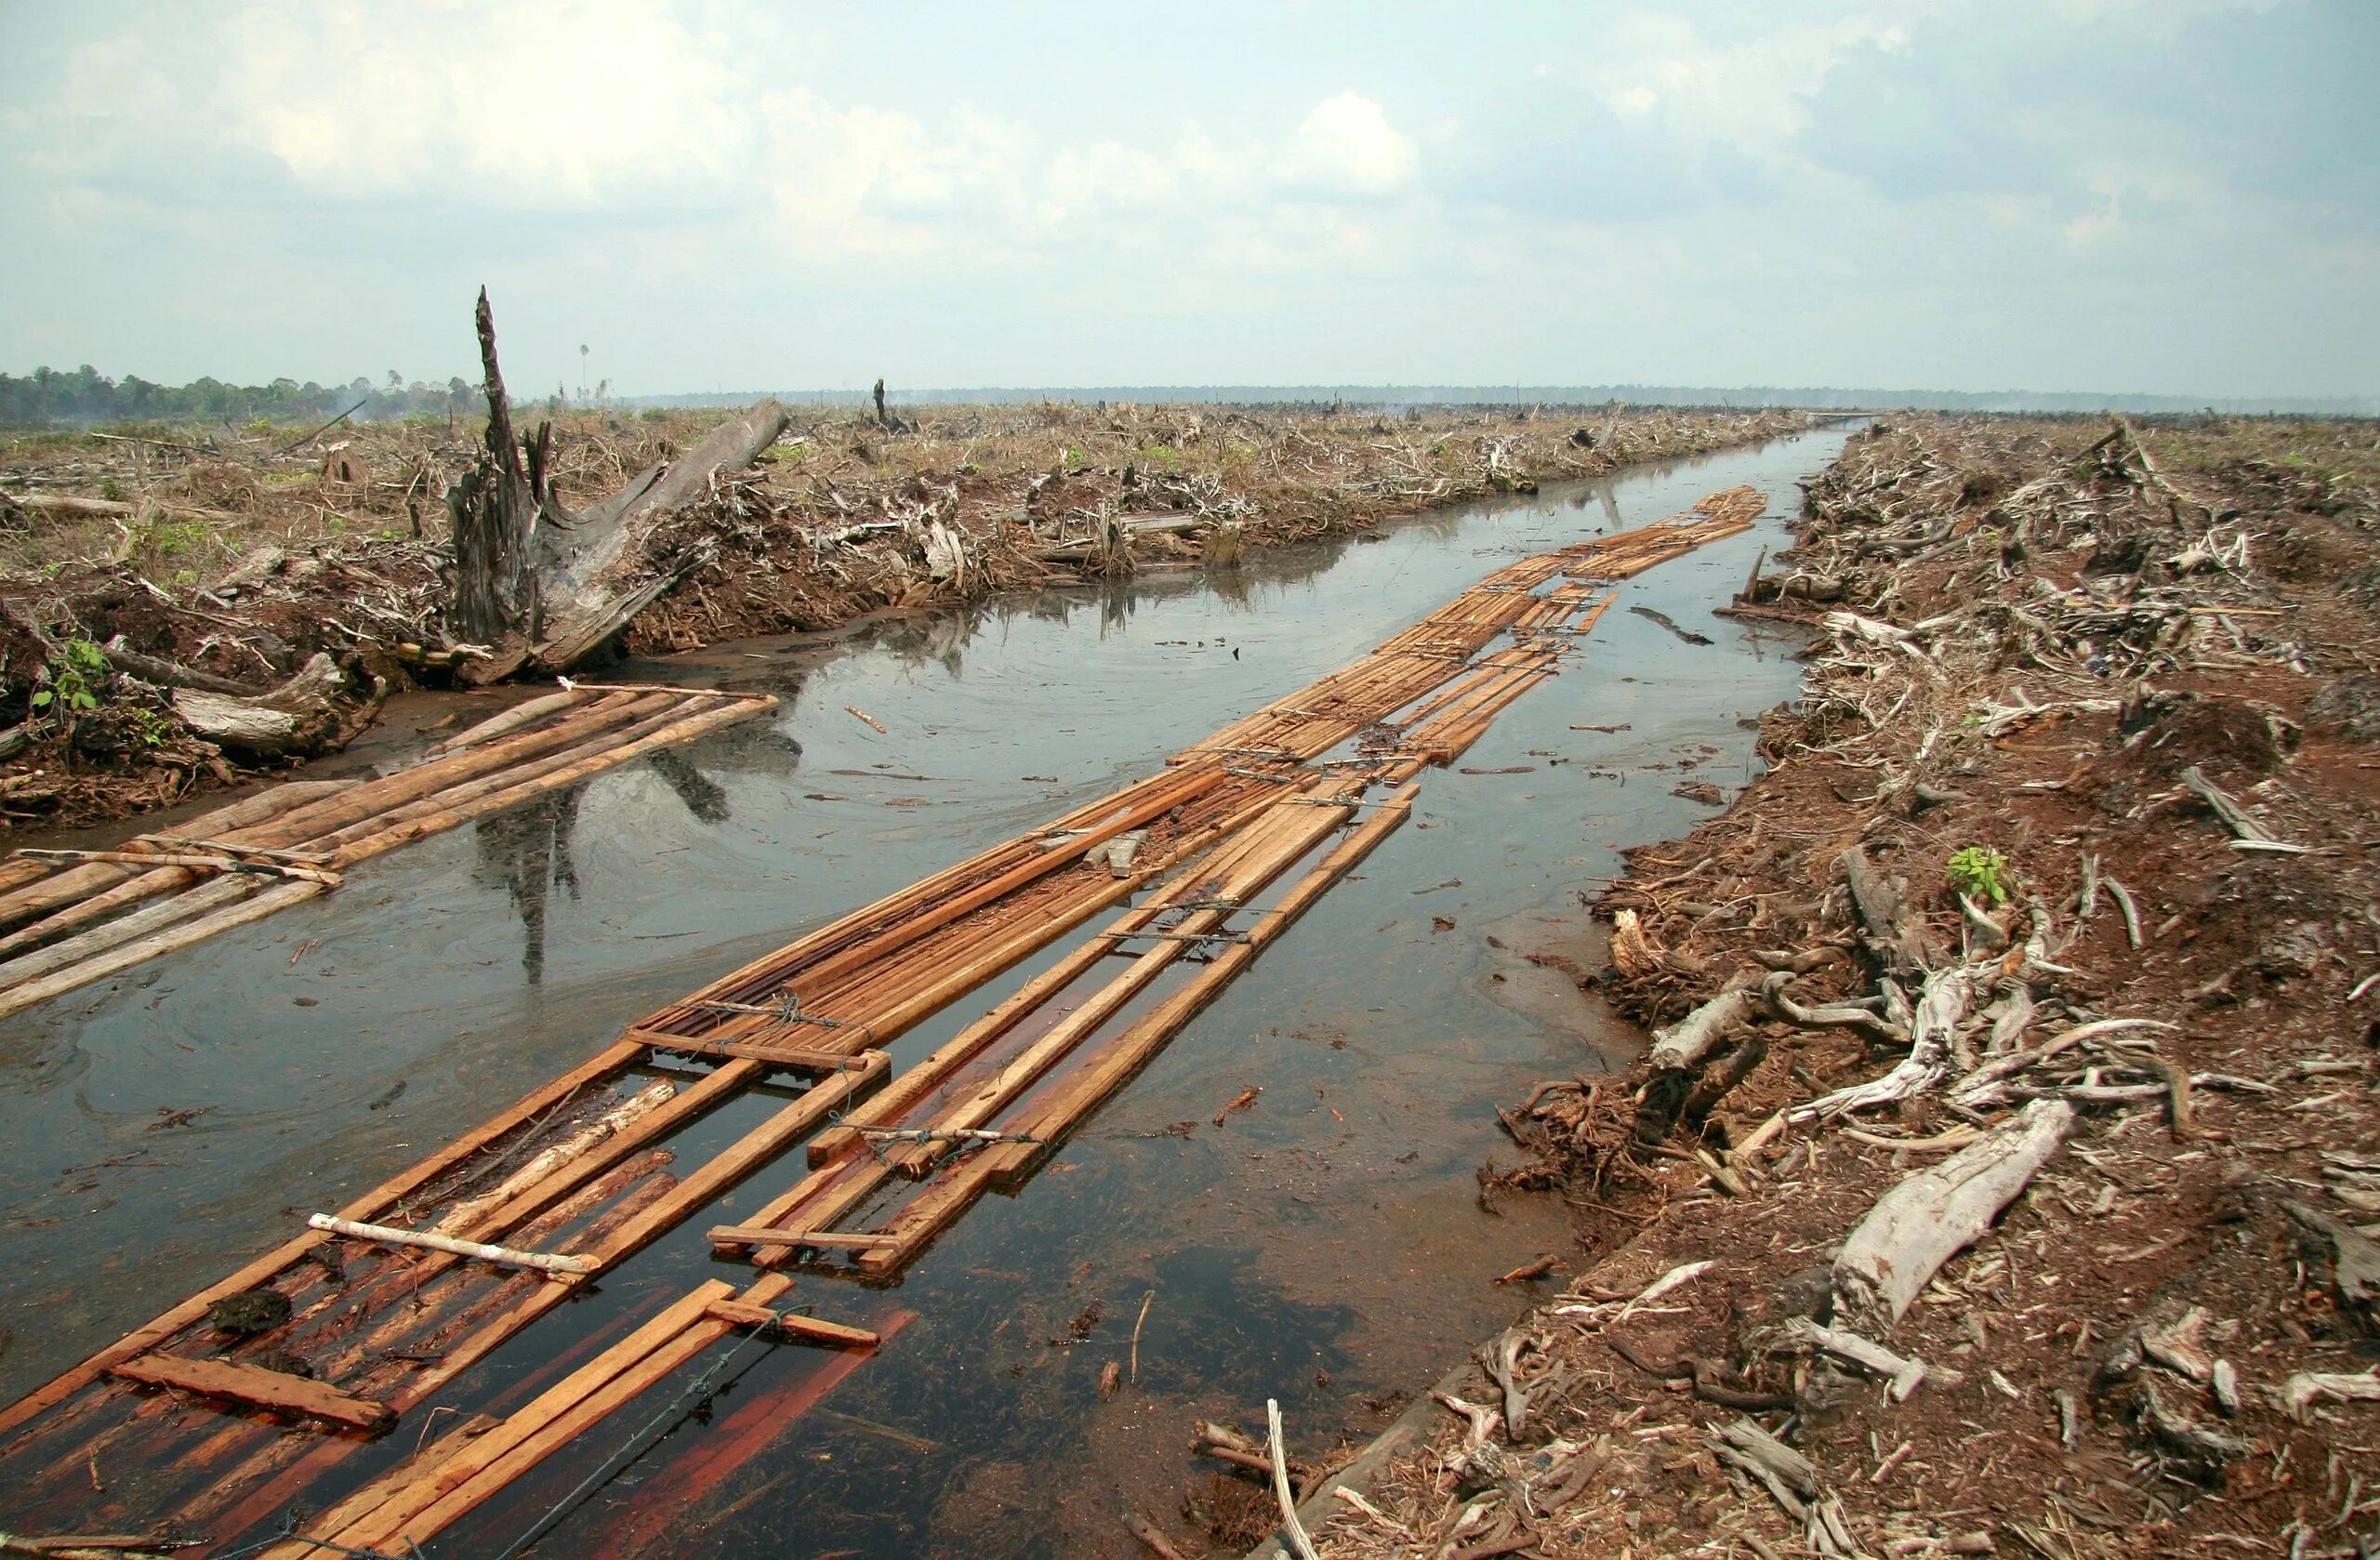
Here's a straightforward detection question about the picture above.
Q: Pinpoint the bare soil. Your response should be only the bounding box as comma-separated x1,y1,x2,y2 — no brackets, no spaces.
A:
1274,415,2380,1560
0,402,1808,828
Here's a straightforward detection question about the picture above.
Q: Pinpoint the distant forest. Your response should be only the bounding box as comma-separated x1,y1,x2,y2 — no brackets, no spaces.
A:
0,365,483,428
4,364,2370,427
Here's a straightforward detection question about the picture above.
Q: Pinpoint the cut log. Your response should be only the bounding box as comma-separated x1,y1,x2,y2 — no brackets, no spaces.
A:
1831,1098,2073,1335
111,1354,393,1434
170,653,345,757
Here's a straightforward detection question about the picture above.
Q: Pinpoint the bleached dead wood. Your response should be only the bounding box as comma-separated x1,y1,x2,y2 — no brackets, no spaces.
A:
1792,964,1973,1121
307,1213,593,1275
1831,1098,2074,1335
1265,1399,1322,1560
2280,1368,2380,1421
1945,1016,2175,1110
521,398,791,675
170,652,344,756
1760,971,1907,1045
1647,980,1755,1071
1780,1316,1927,1401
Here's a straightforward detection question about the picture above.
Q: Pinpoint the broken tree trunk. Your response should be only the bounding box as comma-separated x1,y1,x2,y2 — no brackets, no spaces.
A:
518,398,789,676
445,289,791,684
448,286,561,654
1831,1097,2073,1335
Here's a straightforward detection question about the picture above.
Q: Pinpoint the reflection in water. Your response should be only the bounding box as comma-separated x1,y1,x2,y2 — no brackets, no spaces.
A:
471,786,586,985
647,749,731,826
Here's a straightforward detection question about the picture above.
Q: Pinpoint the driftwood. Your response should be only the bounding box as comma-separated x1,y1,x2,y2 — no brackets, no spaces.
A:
170,653,345,756
1266,1400,1323,1560
1831,1098,2073,1335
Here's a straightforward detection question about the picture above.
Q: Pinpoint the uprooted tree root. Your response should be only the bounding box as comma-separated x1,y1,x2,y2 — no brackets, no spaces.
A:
1299,413,2380,1559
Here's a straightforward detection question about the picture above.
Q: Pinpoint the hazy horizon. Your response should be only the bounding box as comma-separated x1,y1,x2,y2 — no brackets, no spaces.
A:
3,2,2373,403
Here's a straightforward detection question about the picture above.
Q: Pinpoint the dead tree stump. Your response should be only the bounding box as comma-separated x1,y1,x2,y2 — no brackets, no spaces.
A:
447,287,563,647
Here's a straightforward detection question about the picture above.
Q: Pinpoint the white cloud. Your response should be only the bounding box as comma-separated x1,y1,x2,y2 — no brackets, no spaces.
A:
219,0,760,206
1281,91,1419,195
1583,12,1911,158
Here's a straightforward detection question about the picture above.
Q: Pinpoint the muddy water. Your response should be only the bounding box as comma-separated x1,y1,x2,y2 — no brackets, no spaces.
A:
0,425,1853,1553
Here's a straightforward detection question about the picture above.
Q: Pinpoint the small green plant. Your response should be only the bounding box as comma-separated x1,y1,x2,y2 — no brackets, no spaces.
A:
31,638,108,720
1141,443,1183,471
98,477,124,502
1946,845,2013,906
127,706,174,749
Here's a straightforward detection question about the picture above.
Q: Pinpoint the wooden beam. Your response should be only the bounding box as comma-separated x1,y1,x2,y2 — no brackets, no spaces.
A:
110,1355,393,1434
703,1300,879,1348
705,1225,893,1251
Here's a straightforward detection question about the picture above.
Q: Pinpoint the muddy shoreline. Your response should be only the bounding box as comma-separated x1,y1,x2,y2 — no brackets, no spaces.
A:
0,404,1816,833
1257,414,2380,1560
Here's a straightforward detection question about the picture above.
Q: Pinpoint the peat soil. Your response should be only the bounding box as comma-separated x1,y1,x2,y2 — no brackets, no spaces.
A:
0,403,1809,829
1289,415,2380,1560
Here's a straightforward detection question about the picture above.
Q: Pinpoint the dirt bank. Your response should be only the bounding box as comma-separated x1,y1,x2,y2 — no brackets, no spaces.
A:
1270,414,2380,1558
0,402,1810,828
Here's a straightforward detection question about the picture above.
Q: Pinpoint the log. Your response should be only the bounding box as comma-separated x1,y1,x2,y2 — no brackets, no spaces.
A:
170,653,346,757
1647,982,1756,1072
433,1079,677,1235
101,637,265,697
1,493,237,522
1831,1098,2073,1335
110,1355,392,1434
307,1214,594,1275
424,688,584,756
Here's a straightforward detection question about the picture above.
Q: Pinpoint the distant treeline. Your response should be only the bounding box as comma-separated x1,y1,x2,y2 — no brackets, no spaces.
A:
0,365,483,429
637,383,2379,417
8,364,2371,427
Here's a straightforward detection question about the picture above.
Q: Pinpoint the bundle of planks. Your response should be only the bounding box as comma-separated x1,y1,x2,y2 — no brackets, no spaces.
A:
0,683,775,1019
0,488,1763,1556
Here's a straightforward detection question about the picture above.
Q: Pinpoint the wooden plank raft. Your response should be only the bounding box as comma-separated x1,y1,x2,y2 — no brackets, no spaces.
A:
0,684,778,1018
0,491,1764,1555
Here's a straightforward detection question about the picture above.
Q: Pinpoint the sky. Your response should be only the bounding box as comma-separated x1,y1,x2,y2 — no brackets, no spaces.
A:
0,0,2373,401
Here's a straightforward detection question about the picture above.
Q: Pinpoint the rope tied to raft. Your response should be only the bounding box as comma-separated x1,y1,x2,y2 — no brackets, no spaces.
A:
485,1316,787,1560
210,1515,427,1560
854,1125,1041,1163
685,989,878,1046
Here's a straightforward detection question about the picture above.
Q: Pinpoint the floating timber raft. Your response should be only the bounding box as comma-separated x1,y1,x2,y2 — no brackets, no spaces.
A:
0,683,776,1019
0,487,1765,1556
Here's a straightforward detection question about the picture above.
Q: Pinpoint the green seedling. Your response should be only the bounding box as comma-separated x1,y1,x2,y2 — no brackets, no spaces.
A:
1946,845,2013,906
